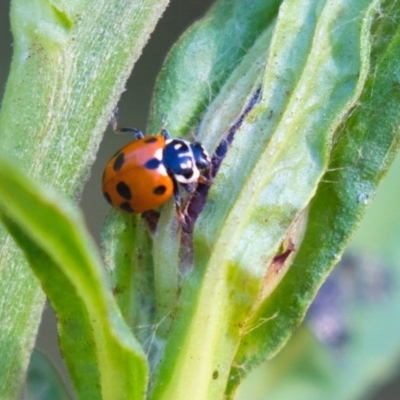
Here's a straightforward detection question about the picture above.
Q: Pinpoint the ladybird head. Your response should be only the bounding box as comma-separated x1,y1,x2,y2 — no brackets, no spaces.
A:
163,138,210,184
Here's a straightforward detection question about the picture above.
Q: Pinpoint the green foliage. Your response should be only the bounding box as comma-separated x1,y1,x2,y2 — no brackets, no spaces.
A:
0,156,148,399
0,0,168,398
229,0,400,393
1,0,400,399
238,163,400,399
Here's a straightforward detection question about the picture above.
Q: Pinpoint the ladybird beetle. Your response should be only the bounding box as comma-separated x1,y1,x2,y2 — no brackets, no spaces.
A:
102,127,211,221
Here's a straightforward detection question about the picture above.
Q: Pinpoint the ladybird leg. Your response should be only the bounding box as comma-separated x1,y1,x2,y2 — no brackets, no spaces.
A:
172,177,186,223
198,173,213,185
110,107,144,139
180,176,212,194
180,183,196,193
172,176,182,209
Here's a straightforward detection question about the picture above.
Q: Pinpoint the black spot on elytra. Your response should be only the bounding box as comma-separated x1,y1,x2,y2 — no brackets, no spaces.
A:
120,202,134,213
103,192,112,205
113,152,125,171
116,181,132,200
144,137,158,144
153,185,167,195
145,158,161,169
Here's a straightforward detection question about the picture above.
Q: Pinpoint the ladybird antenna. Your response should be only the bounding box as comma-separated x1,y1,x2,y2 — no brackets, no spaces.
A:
110,107,144,139
159,114,172,139
161,113,167,129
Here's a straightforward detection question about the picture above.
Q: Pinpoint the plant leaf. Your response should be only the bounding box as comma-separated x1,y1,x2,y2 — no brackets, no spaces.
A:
147,0,283,336
101,211,157,351
148,0,282,134
146,0,379,399
0,0,168,396
0,155,148,399
229,0,400,395
238,250,400,400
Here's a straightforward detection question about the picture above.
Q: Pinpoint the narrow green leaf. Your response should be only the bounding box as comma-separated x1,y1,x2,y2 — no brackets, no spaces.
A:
151,202,181,338
229,0,400,394
0,0,168,396
148,0,378,399
0,155,148,399
148,0,282,337
149,0,282,134
101,211,156,350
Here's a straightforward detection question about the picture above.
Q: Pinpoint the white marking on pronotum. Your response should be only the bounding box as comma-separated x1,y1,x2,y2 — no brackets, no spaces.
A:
153,147,163,160
156,163,168,176
180,161,192,169
153,148,168,176
178,152,190,159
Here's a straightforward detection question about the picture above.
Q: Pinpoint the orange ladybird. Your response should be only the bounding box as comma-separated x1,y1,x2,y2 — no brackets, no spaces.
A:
102,128,210,217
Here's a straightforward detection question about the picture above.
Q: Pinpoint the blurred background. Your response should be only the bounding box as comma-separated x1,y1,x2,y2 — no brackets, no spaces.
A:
1,1,400,399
